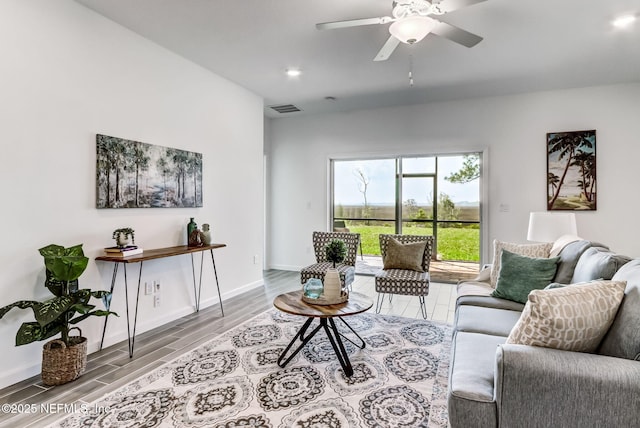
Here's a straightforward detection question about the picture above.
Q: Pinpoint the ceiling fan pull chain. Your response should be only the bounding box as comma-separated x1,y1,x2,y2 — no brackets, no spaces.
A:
409,55,415,87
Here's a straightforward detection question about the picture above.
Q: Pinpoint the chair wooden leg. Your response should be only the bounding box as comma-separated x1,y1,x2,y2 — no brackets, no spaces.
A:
418,296,428,319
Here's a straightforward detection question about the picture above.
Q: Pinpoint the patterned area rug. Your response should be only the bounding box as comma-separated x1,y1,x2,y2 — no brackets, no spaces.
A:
51,310,451,428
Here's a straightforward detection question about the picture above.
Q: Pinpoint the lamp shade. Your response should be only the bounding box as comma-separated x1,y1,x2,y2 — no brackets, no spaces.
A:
389,16,437,44
527,212,578,242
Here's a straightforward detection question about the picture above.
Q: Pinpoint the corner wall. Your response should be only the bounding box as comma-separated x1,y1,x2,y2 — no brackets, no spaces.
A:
0,0,264,388
266,83,640,270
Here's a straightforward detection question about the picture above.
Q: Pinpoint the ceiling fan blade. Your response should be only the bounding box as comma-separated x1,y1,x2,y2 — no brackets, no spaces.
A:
374,36,401,61
435,0,488,14
431,21,483,47
316,17,391,30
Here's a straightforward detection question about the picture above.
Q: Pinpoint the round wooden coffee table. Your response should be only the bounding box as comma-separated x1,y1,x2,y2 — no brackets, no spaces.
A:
273,290,373,377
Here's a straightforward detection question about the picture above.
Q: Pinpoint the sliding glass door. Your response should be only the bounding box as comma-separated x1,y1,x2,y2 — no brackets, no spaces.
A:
332,154,481,280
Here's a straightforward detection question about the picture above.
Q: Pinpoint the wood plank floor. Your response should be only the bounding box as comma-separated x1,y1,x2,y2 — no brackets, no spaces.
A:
0,270,456,428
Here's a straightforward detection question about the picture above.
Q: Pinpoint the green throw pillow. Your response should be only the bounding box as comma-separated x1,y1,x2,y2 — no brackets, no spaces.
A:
492,250,560,303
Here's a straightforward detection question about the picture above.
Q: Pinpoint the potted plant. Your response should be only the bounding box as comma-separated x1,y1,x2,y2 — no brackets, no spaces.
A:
324,239,347,299
325,239,347,268
0,244,116,386
112,227,135,248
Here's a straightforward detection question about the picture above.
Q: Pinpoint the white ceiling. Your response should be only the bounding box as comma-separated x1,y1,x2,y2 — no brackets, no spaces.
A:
75,0,640,118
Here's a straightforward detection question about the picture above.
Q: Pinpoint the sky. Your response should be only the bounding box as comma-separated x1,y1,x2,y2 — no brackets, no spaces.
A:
333,155,479,206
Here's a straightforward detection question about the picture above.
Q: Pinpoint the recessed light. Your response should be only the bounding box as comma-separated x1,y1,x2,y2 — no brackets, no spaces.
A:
285,68,302,77
613,14,636,28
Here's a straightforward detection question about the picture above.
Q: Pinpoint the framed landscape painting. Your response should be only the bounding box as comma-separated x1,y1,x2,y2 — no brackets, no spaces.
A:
96,134,203,208
547,130,596,211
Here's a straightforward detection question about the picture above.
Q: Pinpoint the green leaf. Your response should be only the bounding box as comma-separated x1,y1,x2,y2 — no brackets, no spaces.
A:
40,244,88,282
44,271,78,296
69,310,117,325
70,303,95,314
34,296,73,326
44,256,88,283
0,301,39,319
16,322,62,346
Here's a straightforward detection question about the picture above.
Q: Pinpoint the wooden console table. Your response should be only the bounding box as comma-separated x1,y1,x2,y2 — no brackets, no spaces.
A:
96,244,226,357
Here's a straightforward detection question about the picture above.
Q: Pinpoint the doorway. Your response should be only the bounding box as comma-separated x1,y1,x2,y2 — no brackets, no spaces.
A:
331,154,481,282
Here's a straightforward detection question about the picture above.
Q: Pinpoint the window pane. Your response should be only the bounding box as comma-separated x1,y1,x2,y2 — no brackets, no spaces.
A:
437,155,480,222
402,177,434,222
333,159,396,221
402,157,436,174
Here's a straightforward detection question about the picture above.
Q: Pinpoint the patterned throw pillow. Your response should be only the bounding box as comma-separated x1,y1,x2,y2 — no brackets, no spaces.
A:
506,280,627,352
490,240,552,287
383,238,426,272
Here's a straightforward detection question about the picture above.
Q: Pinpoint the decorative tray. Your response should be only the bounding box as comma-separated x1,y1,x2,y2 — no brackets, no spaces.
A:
301,291,349,306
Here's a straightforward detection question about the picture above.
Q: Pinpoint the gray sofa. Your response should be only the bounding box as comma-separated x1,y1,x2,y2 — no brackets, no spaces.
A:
448,240,640,428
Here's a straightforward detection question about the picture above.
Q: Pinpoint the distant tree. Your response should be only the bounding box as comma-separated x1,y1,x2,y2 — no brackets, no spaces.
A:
404,198,418,219
438,192,460,226
445,154,480,184
353,168,371,223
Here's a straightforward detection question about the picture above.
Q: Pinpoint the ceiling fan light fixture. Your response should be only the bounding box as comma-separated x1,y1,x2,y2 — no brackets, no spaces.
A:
389,16,437,44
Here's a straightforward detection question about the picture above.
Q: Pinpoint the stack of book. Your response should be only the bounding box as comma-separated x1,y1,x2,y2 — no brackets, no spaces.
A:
104,245,143,257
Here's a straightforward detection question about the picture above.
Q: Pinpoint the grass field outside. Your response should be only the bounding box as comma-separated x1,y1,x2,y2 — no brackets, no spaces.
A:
349,224,480,262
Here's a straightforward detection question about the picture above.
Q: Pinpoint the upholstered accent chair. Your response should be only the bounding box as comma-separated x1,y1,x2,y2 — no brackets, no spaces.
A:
375,234,435,319
333,220,364,260
300,231,361,290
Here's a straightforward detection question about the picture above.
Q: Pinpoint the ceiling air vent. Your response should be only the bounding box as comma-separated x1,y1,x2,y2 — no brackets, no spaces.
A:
270,104,302,114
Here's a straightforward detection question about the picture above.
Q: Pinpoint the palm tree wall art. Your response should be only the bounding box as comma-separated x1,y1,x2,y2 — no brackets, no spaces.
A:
96,134,203,208
547,130,596,211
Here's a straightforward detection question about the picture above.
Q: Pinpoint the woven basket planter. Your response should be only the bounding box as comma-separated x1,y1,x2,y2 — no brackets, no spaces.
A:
41,327,87,386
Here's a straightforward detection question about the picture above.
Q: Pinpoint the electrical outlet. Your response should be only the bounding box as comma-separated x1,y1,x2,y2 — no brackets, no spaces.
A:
154,294,160,307
145,282,153,295
253,255,258,265
155,282,161,294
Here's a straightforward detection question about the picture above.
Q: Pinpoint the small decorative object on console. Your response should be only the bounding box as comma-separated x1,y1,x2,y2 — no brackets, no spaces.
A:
201,223,212,245
188,228,204,247
187,218,197,243
112,227,135,248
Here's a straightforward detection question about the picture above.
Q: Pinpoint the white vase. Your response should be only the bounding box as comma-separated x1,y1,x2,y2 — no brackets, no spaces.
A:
323,268,342,299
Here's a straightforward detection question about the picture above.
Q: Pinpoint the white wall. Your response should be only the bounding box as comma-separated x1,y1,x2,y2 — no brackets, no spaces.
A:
0,0,264,388
267,83,640,271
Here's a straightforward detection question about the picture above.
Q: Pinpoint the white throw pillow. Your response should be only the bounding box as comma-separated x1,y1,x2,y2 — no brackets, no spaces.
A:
490,240,552,287
506,280,626,352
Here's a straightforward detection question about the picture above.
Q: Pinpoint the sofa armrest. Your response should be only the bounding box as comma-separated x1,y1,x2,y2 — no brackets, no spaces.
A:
495,344,640,428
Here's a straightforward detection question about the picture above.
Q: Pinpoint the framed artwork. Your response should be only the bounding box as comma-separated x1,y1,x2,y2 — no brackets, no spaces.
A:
96,134,202,208
547,130,596,211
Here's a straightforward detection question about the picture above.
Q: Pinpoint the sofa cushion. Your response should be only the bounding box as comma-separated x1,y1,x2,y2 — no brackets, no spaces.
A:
599,259,640,360
570,247,631,283
450,331,506,401
491,250,560,304
448,331,504,428
456,295,525,312
456,281,494,299
506,280,626,353
490,240,552,287
455,305,523,337
382,238,426,272
552,240,593,283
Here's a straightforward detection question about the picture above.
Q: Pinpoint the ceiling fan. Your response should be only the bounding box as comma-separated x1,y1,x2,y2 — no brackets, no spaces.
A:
316,0,487,61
